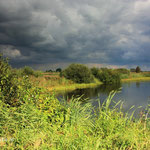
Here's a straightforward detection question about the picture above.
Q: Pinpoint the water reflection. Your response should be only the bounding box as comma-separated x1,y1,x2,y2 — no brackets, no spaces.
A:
57,81,150,115
57,83,121,101
136,82,140,88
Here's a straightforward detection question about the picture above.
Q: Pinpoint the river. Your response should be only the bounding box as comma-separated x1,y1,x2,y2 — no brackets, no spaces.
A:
57,81,150,116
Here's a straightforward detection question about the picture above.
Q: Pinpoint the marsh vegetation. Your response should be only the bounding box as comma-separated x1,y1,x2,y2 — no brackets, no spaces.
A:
0,54,150,149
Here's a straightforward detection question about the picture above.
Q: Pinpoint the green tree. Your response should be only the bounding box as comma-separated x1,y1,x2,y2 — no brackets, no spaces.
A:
61,64,94,83
22,66,34,76
56,68,62,72
135,66,141,73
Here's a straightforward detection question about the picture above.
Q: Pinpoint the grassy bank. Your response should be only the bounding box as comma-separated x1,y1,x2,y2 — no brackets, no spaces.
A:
122,77,150,82
1,91,150,149
121,72,150,82
30,73,102,93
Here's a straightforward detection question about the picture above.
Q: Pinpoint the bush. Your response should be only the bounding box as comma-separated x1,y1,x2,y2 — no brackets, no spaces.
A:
91,67,100,78
22,66,34,76
21,66,42,77
0,54,19,105
99,69,120,84
136,66,141,73
115,68,130,75
0,54,34,106
61,64,94,83
56,68,62,72
91,67,121,84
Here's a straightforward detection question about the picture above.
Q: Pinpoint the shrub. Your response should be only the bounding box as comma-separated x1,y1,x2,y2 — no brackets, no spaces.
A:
0,54,34,106
0,54,19,105
91,67,100,78
61,64,94,83
21,66,42,77
99,69,120,84
115,68,130,75
136,66,141,73
22,66,34,76
56,68,62,72
91,68,121,84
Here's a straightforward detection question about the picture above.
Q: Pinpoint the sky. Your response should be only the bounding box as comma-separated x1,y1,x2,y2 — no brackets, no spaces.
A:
0,0,150,71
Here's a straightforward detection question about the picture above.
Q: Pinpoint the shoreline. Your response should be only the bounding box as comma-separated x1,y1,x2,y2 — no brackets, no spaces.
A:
121,77,150,82
47,77,150,93
48,81,102,93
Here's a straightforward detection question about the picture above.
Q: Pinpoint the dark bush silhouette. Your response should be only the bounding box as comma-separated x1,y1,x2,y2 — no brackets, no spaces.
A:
135,66,141,73
61,64,94,83
56,68,62,72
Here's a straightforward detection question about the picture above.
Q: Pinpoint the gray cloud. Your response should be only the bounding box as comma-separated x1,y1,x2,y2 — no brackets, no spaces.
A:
0,0,150,70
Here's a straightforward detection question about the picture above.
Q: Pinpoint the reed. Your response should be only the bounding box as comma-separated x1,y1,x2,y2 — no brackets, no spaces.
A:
0,91,149,149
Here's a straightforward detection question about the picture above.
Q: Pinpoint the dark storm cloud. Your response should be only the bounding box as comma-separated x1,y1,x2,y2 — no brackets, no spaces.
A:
0,0,150,70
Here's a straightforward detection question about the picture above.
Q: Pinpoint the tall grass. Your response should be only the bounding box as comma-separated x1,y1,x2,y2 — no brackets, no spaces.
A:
30,74,101,92
0,91,150,149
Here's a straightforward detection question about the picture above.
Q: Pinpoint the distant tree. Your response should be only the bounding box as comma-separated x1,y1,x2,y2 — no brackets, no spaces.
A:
61,64,94,83
22,66,34,76
56,68,62,72
135,66,141,73
46,69,53,72
116,68,130,75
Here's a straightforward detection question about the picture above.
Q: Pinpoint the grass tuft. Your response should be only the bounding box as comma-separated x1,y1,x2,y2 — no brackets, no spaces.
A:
0,91,150,149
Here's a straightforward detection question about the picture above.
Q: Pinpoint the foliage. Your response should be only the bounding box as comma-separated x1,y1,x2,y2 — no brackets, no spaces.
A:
20,66,42,77
0,54,19,105
91,67,121,84
56,68,62,72
46,69,53,72
22,66,34,75
91,67,101,79
143,72,150,77
115,68,130,75
99,69,121,84
61,64,94,83
136,66,141,73
0,91,149,149
0,54,35,106
1,54,150,149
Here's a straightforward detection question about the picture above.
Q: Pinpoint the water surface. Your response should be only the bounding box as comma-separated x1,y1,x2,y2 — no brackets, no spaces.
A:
57,81,150,115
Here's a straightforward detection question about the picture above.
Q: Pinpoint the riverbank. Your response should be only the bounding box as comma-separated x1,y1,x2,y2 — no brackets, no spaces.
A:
30,74,102,93
31,73,150,93
48,80,102,92
122,77,150,82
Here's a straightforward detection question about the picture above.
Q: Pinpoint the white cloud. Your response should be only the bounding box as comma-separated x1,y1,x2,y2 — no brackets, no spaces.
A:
0,45,21,58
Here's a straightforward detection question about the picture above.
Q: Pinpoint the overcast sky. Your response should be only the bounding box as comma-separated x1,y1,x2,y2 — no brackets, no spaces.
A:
0,0,150,70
